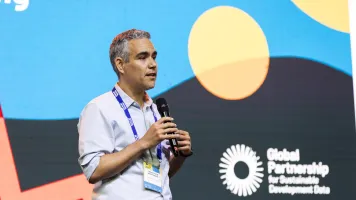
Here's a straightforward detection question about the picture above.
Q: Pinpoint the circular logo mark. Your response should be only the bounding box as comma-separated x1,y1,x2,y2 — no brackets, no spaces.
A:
219,144,264,196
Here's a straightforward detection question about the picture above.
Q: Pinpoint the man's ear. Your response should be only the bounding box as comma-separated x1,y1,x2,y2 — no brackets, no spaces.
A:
115,57,125,75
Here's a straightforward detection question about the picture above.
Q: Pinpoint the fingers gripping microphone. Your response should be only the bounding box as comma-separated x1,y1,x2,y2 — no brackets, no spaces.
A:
156,98,179,157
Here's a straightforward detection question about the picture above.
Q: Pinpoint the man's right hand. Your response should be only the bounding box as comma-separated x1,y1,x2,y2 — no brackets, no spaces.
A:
139,117,179,149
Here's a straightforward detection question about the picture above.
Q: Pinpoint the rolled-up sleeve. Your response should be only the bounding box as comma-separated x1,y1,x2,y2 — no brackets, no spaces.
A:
77,103,115,180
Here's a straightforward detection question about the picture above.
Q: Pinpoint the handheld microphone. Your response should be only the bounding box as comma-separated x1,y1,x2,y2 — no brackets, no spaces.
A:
156,98,179,157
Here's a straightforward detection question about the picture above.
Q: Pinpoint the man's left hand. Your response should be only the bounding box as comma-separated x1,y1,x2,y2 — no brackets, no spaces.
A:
175,130,192,155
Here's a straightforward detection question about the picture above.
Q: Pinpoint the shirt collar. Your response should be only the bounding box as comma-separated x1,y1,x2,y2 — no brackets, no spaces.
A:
114,83,153,109
143,92,154,108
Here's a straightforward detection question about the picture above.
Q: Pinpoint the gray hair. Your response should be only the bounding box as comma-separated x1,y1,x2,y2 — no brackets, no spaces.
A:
109,29,151,77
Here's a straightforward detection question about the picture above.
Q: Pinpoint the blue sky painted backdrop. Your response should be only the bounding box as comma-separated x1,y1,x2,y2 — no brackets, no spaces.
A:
0,0,351,119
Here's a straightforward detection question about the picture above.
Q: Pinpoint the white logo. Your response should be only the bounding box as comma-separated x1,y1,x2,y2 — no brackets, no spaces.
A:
219,144,264,196
128,117,134,126
120,102,127,110
113,90,119,97
0,0,29,12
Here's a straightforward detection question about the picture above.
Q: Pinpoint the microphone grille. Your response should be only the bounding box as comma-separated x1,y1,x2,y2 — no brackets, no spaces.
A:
156,98,169,114
156,98,167,107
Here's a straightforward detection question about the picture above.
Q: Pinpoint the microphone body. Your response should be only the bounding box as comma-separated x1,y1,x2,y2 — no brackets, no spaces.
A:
156,98,179,157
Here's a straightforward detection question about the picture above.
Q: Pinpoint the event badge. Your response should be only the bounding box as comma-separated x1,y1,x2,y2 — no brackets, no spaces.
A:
143,161,162,193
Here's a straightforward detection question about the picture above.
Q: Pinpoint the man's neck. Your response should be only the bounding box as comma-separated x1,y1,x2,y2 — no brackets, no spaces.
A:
117,80,145,108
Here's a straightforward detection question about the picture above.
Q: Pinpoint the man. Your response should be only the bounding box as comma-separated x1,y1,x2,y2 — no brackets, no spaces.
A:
77,29,193,200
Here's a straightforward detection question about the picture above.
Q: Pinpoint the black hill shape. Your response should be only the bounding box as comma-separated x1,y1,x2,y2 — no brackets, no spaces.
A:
5,57,356,200
5,119,82,191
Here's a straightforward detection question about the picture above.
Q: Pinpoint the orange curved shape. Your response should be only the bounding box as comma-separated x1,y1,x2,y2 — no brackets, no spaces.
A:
0,105,93,200
196,58,269,100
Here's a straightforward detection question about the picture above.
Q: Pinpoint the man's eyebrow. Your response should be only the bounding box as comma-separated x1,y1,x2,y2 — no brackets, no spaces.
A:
135,51,157,58
135,51,149,58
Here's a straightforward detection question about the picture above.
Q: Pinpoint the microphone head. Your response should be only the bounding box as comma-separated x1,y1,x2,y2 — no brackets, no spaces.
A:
156,98,170,116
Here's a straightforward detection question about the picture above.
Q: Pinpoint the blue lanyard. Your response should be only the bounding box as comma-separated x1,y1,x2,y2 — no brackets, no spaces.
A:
112,87,162,161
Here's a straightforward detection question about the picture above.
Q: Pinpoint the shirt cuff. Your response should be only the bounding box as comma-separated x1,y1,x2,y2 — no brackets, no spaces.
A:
80,153,103,180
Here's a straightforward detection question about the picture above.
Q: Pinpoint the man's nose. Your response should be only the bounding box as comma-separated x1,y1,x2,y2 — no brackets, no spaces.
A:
148,58,157,69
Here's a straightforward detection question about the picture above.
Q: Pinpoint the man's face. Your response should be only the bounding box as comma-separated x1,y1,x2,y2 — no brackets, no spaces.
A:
123,38,157,91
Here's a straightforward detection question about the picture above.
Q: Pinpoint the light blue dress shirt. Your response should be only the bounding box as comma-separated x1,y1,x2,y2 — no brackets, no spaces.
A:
78,84,172,200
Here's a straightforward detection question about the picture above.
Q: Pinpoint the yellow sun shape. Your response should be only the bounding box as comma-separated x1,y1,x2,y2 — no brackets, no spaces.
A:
292,0,349,33
188,6,270,100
